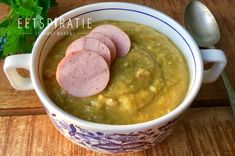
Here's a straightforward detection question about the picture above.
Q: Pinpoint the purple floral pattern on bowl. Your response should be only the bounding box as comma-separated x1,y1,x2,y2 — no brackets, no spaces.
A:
48,113,182,153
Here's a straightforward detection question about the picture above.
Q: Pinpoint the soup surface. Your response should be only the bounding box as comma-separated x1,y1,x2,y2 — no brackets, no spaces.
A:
43,21,189,125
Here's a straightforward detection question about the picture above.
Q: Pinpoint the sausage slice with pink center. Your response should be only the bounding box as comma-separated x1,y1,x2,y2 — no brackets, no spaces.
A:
56,51,110,97
87,32,116,62
91,24,131,58
66,37,111,66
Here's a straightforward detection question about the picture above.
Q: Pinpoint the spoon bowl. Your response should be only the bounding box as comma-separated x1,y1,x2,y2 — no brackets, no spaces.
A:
184,0,220,47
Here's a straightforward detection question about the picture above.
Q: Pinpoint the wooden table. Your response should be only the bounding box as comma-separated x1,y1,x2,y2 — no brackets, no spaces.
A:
1,0,235,155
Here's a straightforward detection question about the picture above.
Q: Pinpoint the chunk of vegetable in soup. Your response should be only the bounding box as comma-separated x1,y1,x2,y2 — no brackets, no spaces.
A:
43,21,189,125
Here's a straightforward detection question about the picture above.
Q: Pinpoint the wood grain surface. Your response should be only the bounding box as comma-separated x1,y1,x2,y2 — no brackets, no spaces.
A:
1,107,235,156
1,1,235,155
1,0,234,115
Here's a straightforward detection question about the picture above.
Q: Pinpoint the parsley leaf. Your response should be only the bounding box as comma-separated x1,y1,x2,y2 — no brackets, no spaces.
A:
0,0,56,57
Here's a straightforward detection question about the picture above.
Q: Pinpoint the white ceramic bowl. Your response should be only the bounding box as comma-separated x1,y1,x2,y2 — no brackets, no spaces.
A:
3,2,227,154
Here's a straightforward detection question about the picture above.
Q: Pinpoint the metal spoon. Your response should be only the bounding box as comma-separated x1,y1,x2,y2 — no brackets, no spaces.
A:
184,0,235,116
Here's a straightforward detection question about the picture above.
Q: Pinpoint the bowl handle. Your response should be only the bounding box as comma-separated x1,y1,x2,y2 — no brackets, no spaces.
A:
201,49,227,83
3,54,33,90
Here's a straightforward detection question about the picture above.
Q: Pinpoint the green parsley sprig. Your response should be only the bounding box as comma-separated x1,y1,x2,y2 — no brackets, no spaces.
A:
0,0,56,58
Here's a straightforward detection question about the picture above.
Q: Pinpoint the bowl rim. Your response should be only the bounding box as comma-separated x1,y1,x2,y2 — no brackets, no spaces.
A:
31,2,203,131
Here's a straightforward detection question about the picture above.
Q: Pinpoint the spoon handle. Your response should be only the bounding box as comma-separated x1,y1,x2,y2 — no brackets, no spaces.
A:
221,72,235,117
210,46,235,117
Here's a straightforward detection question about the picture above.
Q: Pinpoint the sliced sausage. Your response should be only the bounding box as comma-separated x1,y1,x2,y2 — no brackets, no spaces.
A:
87,32,116,62
56,51,110,97
66,37,111,66
91,24,131,58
